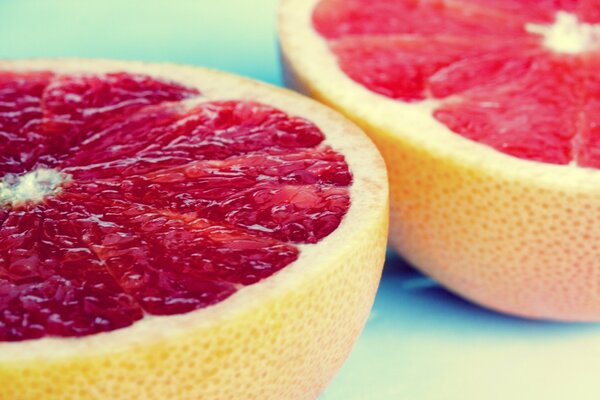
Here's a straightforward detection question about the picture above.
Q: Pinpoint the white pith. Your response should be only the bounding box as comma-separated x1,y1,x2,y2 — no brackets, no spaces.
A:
0,168,68,206
527,11,600,54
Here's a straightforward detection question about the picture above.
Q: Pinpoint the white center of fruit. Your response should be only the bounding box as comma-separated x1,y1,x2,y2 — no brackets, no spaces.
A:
526,12,600,54
0,168,68,206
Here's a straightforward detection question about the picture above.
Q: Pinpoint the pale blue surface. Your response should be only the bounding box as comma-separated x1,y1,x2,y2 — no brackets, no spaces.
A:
2,1,600,399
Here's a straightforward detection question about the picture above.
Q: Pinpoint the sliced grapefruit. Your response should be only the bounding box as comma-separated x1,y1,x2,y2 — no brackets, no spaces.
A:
279,0,600,321
0,60,388,399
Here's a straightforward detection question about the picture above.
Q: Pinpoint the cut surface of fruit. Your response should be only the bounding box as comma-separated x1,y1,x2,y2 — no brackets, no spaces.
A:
311,0,600,167
0,69,353,341
0,60,388,400
279,0,600,321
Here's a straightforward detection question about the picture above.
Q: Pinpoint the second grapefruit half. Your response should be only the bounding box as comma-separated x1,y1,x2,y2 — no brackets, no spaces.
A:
280,0,600,321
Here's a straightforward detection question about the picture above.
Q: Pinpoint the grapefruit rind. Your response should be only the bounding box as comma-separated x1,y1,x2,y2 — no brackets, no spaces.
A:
279,0,600,321
0,59,388,400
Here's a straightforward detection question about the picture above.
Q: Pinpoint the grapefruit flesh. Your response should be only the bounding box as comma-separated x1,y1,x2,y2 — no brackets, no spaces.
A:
279,0,600,320
312,0,600,166
0,70,354,341
0,60,388,400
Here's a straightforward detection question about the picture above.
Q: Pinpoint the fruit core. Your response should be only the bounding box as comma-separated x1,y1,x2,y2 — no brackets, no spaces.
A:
527,12,600,54
0,70,351,341
0,168,67,207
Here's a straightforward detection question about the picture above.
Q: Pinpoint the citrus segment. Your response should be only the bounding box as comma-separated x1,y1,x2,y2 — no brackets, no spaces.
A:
433,58,581,164
42,72,199,152
313,0,531,39
461,0,577,20
62,101,327,176
43,201,298,316
576,0,600,22
578,74,600,167
328,35,540,101
0,72,53,174
0,207,143,341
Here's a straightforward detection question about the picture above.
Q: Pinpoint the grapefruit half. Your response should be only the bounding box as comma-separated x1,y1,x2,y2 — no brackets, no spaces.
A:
279,0,600,321
0,59,388,399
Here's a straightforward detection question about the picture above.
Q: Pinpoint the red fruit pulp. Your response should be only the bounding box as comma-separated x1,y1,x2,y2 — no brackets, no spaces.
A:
0,71,351,341
313,0,600,167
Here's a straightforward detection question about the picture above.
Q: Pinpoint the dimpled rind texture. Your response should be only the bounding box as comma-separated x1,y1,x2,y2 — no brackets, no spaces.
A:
366,126,600,320
0,59,389,400
279,0,600,321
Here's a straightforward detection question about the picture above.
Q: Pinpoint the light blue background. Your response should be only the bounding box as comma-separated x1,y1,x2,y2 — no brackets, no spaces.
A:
2,1,600,399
